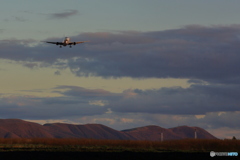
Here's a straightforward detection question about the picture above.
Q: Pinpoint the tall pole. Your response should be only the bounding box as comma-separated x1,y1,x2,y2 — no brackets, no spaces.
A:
194,129,197,139
161,132,163,142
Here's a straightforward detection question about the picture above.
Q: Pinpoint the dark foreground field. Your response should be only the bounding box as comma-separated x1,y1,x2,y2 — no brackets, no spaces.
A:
0,138,239,160
0,151,222,160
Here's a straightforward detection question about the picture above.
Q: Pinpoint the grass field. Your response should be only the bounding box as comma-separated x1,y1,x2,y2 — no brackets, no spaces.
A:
0,138,239,152
0,139,239,160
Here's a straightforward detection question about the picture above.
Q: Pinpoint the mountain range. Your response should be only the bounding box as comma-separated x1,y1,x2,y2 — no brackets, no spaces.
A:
0,119,217,140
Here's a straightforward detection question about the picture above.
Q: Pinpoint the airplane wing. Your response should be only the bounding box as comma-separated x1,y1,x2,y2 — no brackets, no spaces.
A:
45,41,64,45
68,41,89,45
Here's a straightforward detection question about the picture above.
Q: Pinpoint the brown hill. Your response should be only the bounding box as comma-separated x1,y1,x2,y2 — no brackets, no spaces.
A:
123,125,217,140
0,119,132,140
0,119,54,138
0,119,217,140
122,125,182,140
169,126,217,139
43,123,133,140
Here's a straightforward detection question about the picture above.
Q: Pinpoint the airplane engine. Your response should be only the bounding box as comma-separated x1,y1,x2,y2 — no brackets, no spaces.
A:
56,42,59,45
73,42,76,45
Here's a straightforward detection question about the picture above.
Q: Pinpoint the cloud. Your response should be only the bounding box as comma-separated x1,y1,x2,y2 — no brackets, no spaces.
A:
14,16,28,22
109,84,240,115
48,10,78,19
54,70,61,75
54,85,120,99
0,94,107,119
207,127,240,139
4,16,28,22
65,25,240,84
0,84,240,138
5,84,238,118
1,25,240,85
23,62,39,69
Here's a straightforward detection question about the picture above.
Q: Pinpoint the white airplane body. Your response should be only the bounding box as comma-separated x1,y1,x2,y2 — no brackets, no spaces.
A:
45,37,88,48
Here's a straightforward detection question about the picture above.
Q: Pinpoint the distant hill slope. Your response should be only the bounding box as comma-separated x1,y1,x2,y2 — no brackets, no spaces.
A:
122,125,182,140
43,123,133,140
0,119,217,140
122,125,217,140
0,119,54,138
169,126,217,139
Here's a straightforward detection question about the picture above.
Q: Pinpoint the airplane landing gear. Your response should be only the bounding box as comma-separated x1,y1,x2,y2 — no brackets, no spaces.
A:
60,46,62,48
69,45,72,48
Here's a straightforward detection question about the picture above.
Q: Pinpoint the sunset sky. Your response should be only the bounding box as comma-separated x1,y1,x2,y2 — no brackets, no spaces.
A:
1,0,240,139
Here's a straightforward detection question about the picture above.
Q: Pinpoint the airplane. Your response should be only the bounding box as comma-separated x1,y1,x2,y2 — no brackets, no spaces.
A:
44,37,89,48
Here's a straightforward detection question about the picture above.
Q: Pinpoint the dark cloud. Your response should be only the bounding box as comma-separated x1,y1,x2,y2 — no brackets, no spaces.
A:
66,25,240,84
197,112,240,129
55,85,120,98
109,84,240,115
4,16,28,22
14,16,28,22
54,70,61,75
0,94,107,119
49,10,79,19
1,25,240,84
23,62,39,69
43,82,240,118
25,85,240,116
0,84,240,132
137,111,240,130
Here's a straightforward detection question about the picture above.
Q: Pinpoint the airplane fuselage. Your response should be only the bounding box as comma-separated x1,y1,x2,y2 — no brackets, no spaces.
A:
62,37,70,46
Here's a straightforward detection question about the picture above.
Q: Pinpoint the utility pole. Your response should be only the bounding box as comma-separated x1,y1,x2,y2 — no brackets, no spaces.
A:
161,132,163,142
194,129,197,139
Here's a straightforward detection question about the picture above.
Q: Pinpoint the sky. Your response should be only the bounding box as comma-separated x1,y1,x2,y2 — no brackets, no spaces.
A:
1,0,240,139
